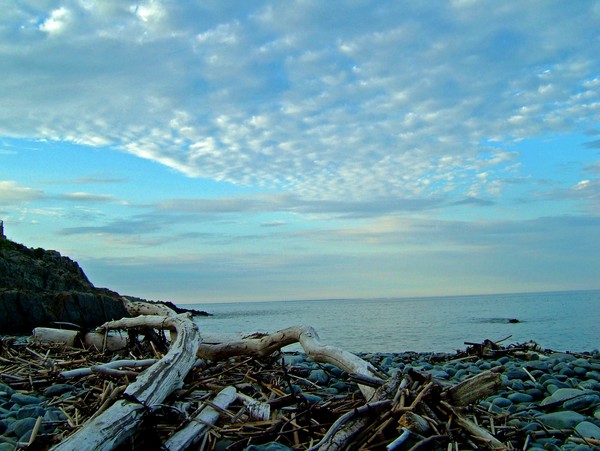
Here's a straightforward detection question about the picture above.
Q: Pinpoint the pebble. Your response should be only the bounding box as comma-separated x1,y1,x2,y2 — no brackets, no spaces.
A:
538,411,587,429
574,421,600,439
10,393,41,406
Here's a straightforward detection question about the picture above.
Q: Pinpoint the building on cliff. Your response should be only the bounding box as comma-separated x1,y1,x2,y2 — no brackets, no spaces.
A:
0,220,5,239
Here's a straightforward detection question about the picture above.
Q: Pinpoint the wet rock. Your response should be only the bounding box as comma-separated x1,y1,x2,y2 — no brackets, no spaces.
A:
5,416,37,437
16,404,46,420
563,394,599,411
574,421,600,439
245,442,294,451
308,369,329,385
10,393,41,406
507,392,533,404
538,411,586,429
44,384,76,398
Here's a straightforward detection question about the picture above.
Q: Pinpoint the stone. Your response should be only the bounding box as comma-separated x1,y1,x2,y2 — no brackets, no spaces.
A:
578,380,600,391
44,384,76,397
308,369,329,385
428,369,450,379
563,394,600,411
586,370,600,382
6,416,37,437
245,442,294,451
0,442,17,451
538,411,586,429
574,421,600,439
0,384,15,399
507,393,534,404
491,397,512,408
301,393,322,404
541,388,584,406
16,404,46,420
505,369,530,381
10,393,41,406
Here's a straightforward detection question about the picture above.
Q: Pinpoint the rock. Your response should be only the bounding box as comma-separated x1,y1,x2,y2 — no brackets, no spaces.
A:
574,421,600,439
538,411,586,429
10,393,41,406
16,404,46,420
0,383,15,399
44,384,76,397
507,393,534,404
245,442,294,451
5,416,37,437
301,393,322,404
541,388,586,406
0,236,132,333
491,397,512,408
505,368,530,381
0,441,17,451
563,394,600,411
308,369,329,385
0,289,130,334
586,370,600,382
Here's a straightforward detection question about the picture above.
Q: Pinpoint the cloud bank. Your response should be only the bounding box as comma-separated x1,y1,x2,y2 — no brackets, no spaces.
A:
2,1,599,202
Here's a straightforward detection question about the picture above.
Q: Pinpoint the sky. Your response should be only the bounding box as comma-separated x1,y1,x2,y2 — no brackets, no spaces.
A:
1,1,599,304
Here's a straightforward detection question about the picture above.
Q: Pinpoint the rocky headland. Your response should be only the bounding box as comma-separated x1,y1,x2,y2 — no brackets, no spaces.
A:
0,235,208,334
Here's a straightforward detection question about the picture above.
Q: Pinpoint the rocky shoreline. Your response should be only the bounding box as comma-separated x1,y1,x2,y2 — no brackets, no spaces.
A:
1,336,599,450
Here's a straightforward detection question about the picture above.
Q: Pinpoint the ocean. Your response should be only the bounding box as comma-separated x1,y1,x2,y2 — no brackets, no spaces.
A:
178,289,599,354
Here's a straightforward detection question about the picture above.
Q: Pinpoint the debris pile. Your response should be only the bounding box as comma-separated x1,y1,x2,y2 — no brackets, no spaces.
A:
1,333,599,450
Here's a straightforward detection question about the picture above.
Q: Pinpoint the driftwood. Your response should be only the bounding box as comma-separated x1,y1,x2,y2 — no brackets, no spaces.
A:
3,331,563,449
163,386,237,450
197,325,380,400
51,313,200,450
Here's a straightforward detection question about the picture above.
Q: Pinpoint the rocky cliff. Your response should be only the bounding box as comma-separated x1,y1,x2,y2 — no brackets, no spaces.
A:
0,238,128,333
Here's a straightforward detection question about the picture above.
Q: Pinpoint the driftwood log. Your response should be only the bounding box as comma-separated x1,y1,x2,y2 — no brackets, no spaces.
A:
50,314,200,450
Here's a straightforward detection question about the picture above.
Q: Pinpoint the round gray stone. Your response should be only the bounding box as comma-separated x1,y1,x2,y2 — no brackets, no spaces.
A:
6,416,37,437
10,393,41,406
538,410,586,429
574,421,600,439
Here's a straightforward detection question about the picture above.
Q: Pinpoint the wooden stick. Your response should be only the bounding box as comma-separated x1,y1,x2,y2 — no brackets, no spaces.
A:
163,386,237,450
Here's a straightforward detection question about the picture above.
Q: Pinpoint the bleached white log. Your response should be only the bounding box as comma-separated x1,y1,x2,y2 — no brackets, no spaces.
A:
83,331,128,351
60,359,158,379
51,314,200,451
198,325,379,400
33,328,79,347
122,297,176,317
163,386,237,450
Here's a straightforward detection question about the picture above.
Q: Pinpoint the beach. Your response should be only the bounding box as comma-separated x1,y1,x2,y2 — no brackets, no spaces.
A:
1,335,599,450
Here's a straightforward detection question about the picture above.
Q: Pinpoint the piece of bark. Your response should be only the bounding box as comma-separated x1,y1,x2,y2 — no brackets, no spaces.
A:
442,370,502,407
163,386,237,450
308,400,391,451
441,401,506,450
198,325,379,400
51,313,200,451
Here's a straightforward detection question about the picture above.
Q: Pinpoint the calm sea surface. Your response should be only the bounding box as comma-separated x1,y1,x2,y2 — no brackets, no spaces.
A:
178,290,599,354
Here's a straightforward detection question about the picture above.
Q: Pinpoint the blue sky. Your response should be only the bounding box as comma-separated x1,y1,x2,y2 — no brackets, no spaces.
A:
1,1,599,303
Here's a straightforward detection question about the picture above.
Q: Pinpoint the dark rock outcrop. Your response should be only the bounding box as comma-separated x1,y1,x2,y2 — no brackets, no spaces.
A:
0,236,209,334
0,238,128,334
0,290,129,334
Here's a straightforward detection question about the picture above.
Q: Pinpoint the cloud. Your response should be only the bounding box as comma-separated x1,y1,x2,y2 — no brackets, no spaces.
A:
1,2,599,203
59,192,128,204
584,139,600,149
0,181,44,203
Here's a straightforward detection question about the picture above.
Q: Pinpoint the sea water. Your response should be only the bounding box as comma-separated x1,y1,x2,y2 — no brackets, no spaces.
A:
178,290,599,354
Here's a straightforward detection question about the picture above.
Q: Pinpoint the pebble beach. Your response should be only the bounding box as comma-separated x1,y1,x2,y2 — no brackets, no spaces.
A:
1,336,600,450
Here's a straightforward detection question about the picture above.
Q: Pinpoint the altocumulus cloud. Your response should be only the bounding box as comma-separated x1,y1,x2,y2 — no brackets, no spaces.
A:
1,1,600,203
